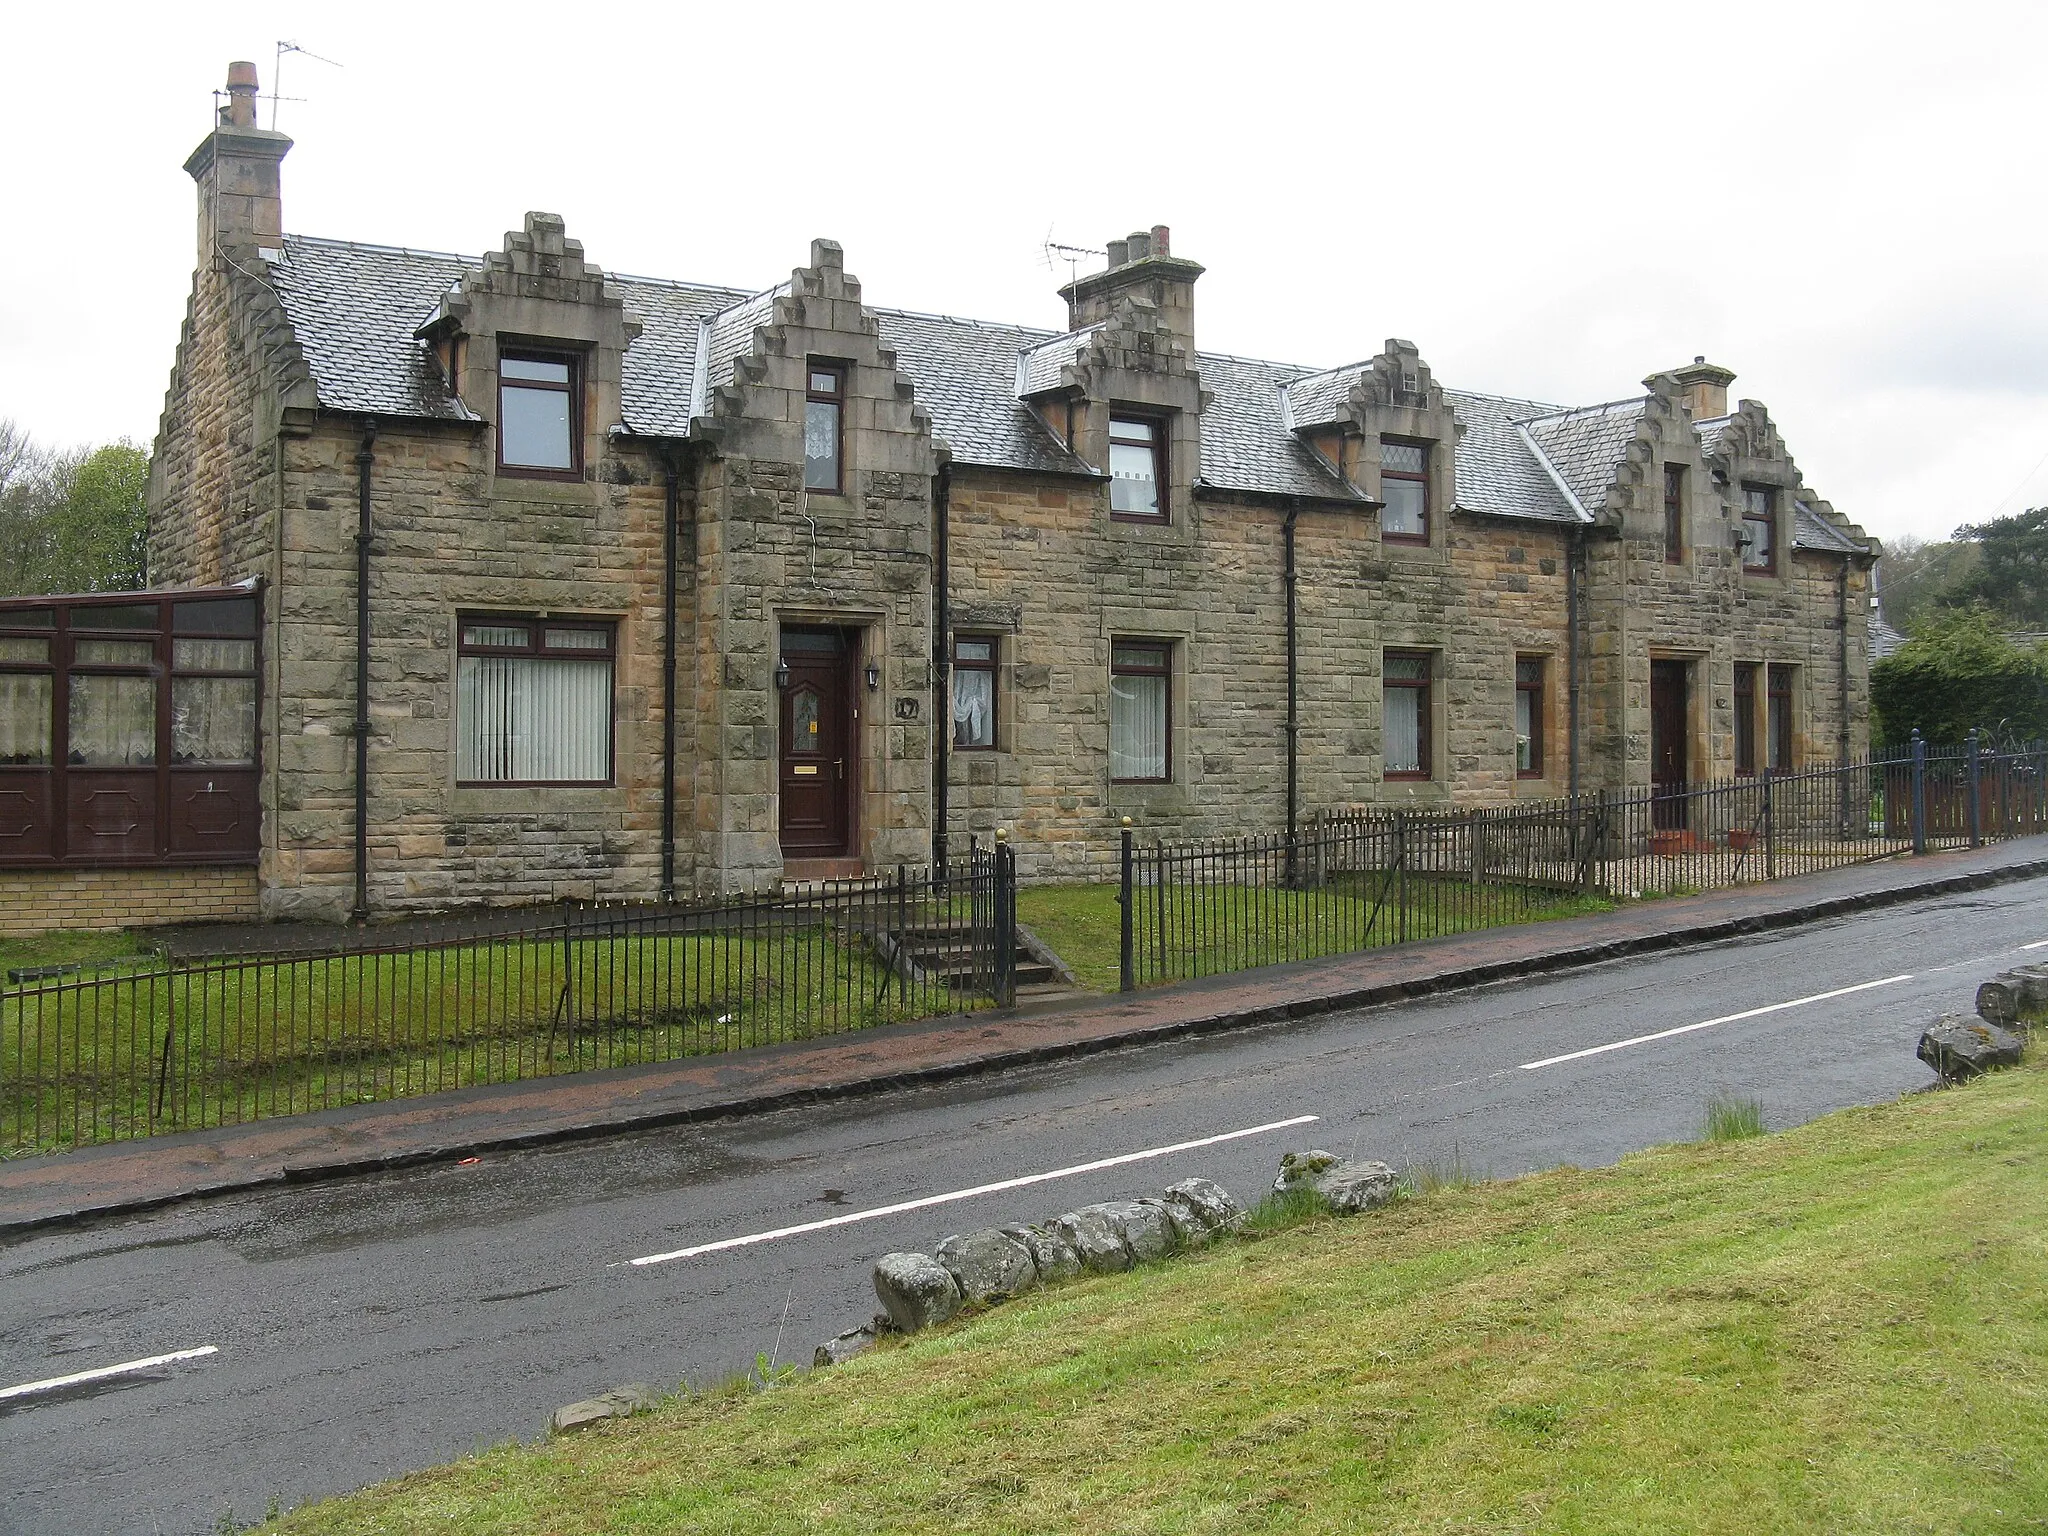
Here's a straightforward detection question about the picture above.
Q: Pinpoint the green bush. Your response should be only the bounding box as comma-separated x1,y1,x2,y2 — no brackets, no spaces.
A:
1871,607,2048,746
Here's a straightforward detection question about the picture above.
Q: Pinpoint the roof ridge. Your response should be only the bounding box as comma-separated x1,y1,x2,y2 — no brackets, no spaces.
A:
1444,386,1573,415
869,303,1064,341
284,231,475,264
1515,394,1648,425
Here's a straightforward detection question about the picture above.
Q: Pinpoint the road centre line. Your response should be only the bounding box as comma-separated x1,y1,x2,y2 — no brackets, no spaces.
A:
1518,975,1916,1071
628,1114,1320,1268
2025,938,2048,950
0,1346,218,1402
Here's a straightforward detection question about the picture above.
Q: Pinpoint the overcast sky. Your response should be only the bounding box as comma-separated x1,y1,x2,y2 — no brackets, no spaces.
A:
4,1,2043,548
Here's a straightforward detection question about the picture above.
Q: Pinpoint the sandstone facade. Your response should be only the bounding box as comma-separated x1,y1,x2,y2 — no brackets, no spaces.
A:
129,63,1876,920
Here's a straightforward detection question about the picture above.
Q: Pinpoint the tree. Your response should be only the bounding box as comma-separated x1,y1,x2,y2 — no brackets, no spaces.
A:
1871,606,2048,745
1874,534,1979,635
0,420,149,597
1952,506,2048,631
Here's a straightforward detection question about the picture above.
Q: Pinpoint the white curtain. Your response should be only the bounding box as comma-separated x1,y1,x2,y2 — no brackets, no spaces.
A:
1109,673,1167,779
458,655,611,782
1515,689,1535,772
1384,686,1422,774
953,668,993,747
68,675,155,765
172,677,256,765
0,673,51,765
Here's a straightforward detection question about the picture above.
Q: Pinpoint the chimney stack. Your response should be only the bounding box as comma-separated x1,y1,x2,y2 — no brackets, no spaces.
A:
184,61,293,265
1058,223,1204,346
1667,356,1736,420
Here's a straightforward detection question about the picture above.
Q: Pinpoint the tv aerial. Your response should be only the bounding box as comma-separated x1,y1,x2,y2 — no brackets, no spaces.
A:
1041,229,1105,284
270,40,344,130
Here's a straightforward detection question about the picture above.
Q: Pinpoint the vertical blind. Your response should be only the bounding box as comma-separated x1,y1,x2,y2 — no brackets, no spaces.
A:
457,655,612,783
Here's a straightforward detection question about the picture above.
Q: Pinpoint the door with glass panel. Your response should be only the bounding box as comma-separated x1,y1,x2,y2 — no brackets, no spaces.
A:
1650,659,1690,830
778,626,856,857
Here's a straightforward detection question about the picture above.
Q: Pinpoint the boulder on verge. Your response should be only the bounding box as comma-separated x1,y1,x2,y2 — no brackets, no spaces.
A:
936,1227,1039,1304
1101,1198,1180,1262
1052,1205,1134,1272
1160,1177,1246,1245
813,1326,877,1368
550,1383,657,1436
1919,1014,2025,1083
1274,1149,1400,1213
1000,1223,1083,1284
873,1251,962,1333
1975,965,2048,1033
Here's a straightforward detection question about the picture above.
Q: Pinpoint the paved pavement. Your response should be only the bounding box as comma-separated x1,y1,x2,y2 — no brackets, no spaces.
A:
5,835,2045,1236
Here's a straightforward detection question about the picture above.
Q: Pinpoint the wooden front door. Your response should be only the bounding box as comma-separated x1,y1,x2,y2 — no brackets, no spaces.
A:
1650,660,1689,830
778,626,856,858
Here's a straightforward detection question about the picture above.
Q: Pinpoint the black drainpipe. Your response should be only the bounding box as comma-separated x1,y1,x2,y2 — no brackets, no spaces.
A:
1283,501,1301,855
352,420,376,922
1838,558,1852,763
931,461,951,872
1566,526,1583,796
659,445,685,903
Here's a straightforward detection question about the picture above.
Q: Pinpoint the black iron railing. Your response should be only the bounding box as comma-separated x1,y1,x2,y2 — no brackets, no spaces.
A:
4,844,1017,1152
1114,735,2047,991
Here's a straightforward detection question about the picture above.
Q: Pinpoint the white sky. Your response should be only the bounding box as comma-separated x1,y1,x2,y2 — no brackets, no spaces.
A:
4,0,2045,547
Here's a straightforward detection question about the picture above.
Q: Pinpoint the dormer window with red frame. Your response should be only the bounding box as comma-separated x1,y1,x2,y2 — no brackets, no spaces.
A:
1742,485,1778,574
498,351,581,478
1380,441,1430,543
804,363,847,492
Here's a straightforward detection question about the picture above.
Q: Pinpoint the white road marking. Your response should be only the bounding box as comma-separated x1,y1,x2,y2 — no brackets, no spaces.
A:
0,1346,218,1402
628,1114,1320,1268
1518,974,1917,1072
2024,938,2048,951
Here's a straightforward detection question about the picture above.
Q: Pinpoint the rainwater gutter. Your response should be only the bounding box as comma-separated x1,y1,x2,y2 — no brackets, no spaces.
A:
352,420,376,922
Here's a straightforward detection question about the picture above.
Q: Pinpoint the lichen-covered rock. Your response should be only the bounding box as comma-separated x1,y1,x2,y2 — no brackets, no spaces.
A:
1975,965,2048,1033
1159,1177,1245,1244
1102,1198,1179,1261
1001,1223,1082,1283
1052,1205,1134,1272
936,1227,1039,1303
1315,1159,1400,1213
1919,1013,2024,1082
813,1327,876,1368
873,1251,962,1332
549,1383,657,1436
1274,1149,1399,1213
1272,1149,1341,1192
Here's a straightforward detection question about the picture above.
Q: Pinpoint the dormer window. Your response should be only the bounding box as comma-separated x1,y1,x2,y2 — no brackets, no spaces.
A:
1109,415,1165,521
1381,441,1430,543
805,363,846,492
498,351,579,477
1742,485,1777,574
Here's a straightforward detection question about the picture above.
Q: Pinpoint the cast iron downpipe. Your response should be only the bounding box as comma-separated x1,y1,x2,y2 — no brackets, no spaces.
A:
352,420,376,922
1283,501,1301,859
1566,526,1583,796
1837,559,1852,763
931,461,952,872
659,446,684,903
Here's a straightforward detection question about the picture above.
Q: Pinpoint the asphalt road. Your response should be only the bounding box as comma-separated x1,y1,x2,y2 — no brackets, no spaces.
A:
5,876,2045,1535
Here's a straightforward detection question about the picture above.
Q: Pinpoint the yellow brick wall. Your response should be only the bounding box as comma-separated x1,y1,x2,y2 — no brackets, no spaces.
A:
0,867,262,938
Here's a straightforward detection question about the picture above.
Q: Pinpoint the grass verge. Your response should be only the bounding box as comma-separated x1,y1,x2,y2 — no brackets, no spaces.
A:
262,1057,2048,1535
1019,878,1614,993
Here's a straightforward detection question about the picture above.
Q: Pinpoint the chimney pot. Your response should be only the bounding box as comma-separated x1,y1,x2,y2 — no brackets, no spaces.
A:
1125,230,1151,262
1106,238,1129,268
224,60,260,128
1150,224,1170,256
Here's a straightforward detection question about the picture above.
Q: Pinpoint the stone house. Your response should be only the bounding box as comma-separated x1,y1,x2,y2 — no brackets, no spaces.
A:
0,63,1878,929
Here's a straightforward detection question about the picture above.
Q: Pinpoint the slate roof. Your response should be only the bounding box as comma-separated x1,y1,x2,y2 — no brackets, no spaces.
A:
1870,611,1908,660
259,233,1862,549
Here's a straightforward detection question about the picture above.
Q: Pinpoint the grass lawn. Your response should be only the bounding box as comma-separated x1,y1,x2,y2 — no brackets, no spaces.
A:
261,1053,2048,1535
3,927,939,1154
0,928,158,979
1020,878,1614,992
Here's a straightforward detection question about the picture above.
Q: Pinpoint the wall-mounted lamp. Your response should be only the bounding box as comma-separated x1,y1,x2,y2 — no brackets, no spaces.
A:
774,657,791,690
865,662,881,692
